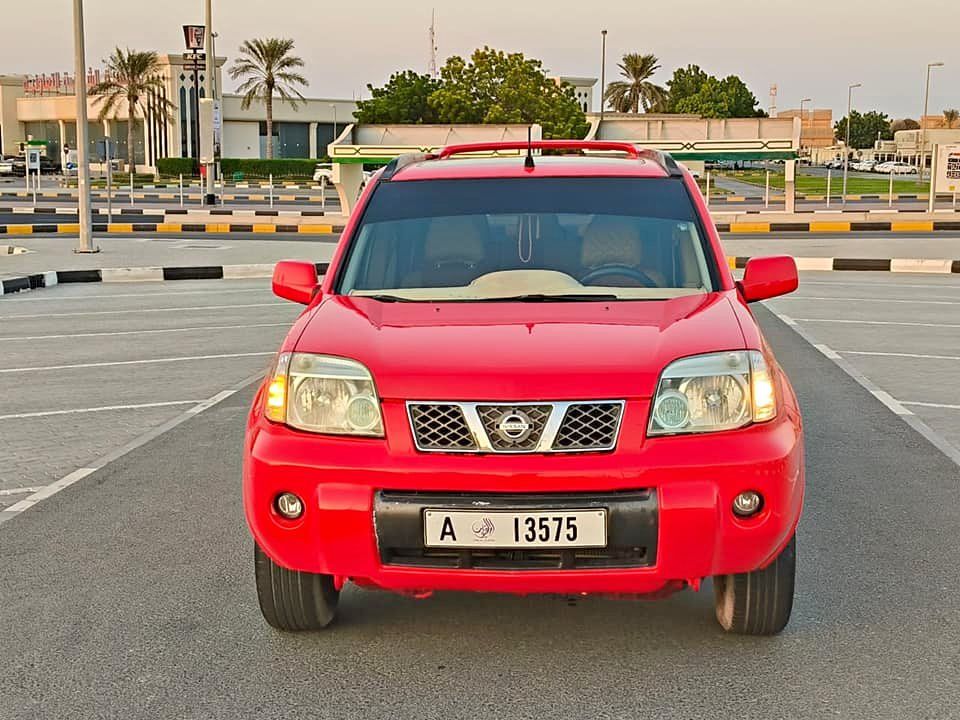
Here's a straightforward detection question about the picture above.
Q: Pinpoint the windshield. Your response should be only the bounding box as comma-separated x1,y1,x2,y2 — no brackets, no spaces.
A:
337,177,715,301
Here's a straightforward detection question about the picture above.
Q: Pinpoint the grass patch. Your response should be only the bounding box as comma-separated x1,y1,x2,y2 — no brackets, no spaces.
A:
721,169,927,195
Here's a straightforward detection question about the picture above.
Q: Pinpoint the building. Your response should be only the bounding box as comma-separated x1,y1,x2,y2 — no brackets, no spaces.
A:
0,55,356,170
551,76,597,113
777,108,834,154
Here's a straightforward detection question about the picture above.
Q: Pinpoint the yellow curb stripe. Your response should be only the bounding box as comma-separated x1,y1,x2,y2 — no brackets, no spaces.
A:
205,223,230,233
252,224,277,233
726,196,746,202
107,223,134,233
248,194,266,201
810,222,851,233
57,223,80,233
727,256,737,269
845,194,862,201
297,224,334,234
891,221,934,233
805,195,825,201
6,225,33,234
158,193,175,200
279,194,297,201
729,222,770,233
156,223,182,233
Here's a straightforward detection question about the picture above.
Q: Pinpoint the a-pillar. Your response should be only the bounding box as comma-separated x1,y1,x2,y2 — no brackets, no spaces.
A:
784,159,796,214
308,122,318,159
333,162,364,216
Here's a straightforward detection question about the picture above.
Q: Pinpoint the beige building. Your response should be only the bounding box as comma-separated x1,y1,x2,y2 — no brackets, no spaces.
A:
0,54,356,171
777,109,834,153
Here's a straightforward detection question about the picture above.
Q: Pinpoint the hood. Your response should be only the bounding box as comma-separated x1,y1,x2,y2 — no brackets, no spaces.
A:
294,293,746,400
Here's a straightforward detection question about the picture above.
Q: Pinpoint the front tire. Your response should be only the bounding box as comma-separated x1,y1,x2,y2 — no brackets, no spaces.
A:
254,543,339,631
713,534,796,635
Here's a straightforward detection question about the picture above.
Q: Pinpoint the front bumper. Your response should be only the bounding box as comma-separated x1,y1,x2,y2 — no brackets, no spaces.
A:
243,399,804,596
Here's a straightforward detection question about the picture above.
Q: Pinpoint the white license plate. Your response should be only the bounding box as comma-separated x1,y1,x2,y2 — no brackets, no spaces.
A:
423,509,607,549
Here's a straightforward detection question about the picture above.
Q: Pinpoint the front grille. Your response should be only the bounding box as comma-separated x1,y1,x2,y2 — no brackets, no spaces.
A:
554,403,623,450
407,400,625,453
386,547,649,570
477,404,552,451
408,404,476,451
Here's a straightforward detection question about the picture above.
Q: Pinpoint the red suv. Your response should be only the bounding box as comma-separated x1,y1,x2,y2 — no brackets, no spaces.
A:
244,141,803,635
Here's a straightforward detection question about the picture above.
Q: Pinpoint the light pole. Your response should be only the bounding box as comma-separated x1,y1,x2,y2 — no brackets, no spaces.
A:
842,83,861,205
799,98,811,159
329,103,338,140
599,29,608,124
72,0,97,253
918,61,944,183
203,0,216,205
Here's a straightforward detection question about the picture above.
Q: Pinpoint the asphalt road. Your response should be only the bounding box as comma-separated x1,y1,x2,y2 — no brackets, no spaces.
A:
2,276,960,718
0,211,166,224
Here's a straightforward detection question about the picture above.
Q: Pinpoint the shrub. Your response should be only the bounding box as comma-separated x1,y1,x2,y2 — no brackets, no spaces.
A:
219,158,318,179
156,157,199,177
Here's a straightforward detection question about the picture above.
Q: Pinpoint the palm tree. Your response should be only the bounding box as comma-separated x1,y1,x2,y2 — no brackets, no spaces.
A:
603,53,667,113
944,109,960,129
229,38,308,159
90,48,173,171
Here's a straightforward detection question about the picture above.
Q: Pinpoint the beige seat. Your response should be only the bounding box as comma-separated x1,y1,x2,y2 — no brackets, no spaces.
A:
403,216,490,288
580,216,666,287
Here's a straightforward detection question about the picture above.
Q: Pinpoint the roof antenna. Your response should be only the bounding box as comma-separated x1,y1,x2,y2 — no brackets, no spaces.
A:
524,125,535,169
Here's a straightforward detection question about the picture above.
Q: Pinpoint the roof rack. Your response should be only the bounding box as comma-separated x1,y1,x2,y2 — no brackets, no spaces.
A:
436,140,685,177
380,151,438,180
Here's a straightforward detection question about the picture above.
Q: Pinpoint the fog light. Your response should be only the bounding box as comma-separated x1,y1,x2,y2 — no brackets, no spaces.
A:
275,492,304,519
732,491,763,517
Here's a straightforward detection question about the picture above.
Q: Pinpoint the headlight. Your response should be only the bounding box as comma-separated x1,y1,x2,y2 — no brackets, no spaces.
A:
648,351,776,436
264,353,383,437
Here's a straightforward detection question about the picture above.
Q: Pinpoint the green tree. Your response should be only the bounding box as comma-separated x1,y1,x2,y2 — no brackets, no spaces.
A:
603,53,667,113
835,110,893,149
355,71,441,124
891,118,920,133
664,64,710,112
944,109,960,129
428,47,588,139
90,48,174,170
228,38,308,159
672,74,763,118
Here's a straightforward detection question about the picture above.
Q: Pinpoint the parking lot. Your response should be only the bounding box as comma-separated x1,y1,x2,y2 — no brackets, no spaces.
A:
1,267,959,717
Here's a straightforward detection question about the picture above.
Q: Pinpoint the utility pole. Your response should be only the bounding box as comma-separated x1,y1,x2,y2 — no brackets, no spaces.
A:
842,83,861,205
799,98,811,160
428,10,438,79
599,30,607,124
203,0,216,205
72,0,97,253
918,62,944,183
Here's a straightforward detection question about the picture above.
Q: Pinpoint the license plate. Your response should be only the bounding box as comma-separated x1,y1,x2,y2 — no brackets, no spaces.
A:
423,509,607,548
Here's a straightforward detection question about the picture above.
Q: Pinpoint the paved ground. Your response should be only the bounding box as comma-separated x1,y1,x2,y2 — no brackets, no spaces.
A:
1,292,959,718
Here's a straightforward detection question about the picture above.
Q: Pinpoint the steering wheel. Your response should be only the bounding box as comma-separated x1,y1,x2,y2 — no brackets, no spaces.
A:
580,264,658,288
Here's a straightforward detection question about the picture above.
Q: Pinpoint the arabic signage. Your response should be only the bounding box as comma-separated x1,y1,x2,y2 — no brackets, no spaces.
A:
935,144,960,194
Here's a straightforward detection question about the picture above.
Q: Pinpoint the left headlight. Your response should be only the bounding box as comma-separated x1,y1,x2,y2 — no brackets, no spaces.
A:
648,351,776,436
264,353,383,437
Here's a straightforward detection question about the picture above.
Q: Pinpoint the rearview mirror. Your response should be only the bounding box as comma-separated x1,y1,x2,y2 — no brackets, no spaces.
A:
272,261,320,305
738,256,798,303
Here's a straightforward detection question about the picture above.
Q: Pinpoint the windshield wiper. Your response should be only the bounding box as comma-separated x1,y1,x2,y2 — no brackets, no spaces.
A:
362,294,419,303
482,293,621,302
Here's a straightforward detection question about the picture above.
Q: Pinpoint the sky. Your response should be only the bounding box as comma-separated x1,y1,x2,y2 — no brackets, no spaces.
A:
1,0,958,121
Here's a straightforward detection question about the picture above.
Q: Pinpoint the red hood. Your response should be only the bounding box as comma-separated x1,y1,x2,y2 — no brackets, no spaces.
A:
294,293,746,400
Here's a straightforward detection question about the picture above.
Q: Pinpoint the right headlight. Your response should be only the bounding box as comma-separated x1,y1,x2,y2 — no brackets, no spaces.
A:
648,351,776,436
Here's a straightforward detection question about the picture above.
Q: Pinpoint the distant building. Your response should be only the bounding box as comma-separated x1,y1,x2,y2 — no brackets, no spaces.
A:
777,108,834,154
0,55,356,170
551,76,597,113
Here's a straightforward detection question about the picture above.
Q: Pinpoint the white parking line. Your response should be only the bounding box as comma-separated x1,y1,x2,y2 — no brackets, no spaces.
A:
0,288,269,302
0,400,201,421
790,318,960,329
777,296,960,306
839,350,960,361
0,351,273,374
0,322,290,342
902,401,960,411
0,487,45,496
0,302,286,320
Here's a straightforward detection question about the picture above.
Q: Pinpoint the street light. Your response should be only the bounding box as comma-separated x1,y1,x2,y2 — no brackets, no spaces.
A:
203,0,216,206
72,0,97,253
599,29,608,124
799,98,812,159
842,83,861,205
918,61,944,183
329,103,338,141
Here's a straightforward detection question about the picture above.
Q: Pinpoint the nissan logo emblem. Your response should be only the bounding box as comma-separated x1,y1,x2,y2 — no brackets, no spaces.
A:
495,410,533,443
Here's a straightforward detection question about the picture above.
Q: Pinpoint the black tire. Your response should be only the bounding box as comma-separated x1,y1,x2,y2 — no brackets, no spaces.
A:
713,534,795,635
254,543,339,631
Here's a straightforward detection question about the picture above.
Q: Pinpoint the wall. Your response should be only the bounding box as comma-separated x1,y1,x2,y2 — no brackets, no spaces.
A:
223,121,259,158
0,75,25,155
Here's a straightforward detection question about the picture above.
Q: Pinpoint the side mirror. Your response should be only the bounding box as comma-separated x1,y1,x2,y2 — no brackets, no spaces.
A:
738,256,798,303
272,261,320,305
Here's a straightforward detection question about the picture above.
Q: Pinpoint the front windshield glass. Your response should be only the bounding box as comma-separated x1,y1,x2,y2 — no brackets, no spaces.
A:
337,176,715,301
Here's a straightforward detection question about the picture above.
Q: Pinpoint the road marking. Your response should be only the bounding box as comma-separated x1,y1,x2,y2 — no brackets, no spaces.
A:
0,302,286,320
797,280,960,290
789,318,960,329
0,351,273,374
776,296,960,306
839,350,960,362
0,400,201,421
0,372,262,526
0,487,45,496
0,322,290,342
0,288,269,302
902,401,960,411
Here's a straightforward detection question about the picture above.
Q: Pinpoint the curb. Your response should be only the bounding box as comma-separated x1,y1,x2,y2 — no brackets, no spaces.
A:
0,207,329,217
3,257,957,297
1,262,331,295
0,190,331,203
0,222,343,235
714,220,960,233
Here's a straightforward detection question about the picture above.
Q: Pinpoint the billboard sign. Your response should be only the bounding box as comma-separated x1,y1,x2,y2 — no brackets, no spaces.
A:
183,25,205,51
935,144,960,194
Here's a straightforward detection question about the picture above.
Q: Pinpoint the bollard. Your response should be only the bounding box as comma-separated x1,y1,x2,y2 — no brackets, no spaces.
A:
321,175,327,213
269,174,274,209
764,170,770,209
826,169,831,209
129,170,134,207
889,169,894,208
705,171,711,208
179,173,184,207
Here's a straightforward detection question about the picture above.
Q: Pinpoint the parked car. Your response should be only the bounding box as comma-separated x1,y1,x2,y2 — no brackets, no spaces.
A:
876,161,917,175
824,158,843,170
313,163,334,183
0,156,17,175
852,159,876,172
246,140,804,636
